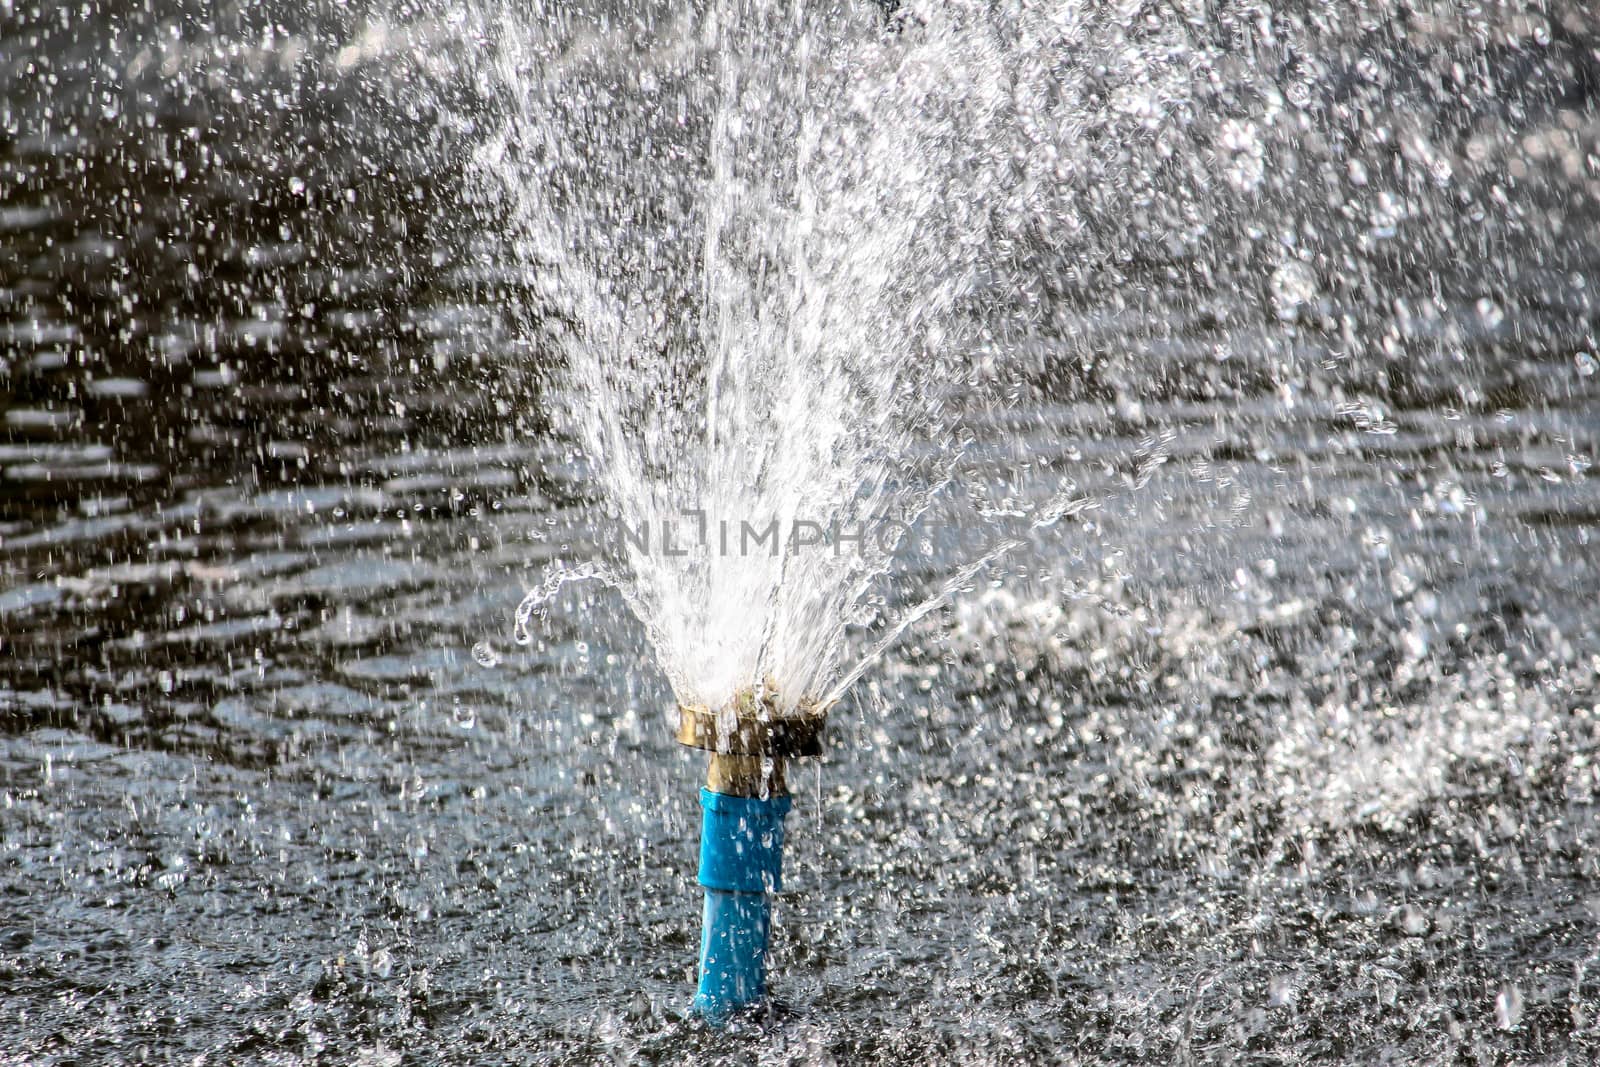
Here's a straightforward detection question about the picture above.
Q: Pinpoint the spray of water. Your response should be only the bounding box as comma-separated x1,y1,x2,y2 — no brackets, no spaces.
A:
458,1,1058,715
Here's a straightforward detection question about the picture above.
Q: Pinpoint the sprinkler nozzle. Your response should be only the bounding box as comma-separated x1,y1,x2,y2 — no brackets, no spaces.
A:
677,686,828,797
675,692,829,759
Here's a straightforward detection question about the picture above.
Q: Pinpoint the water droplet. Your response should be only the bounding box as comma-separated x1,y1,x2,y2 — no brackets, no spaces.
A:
1576,351,1597,377
1269,262,1318,321
1495,984,1524,1029
471,641,501,667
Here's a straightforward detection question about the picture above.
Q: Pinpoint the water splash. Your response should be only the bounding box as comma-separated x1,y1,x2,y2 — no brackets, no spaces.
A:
512,558,633,648
465,1,1044,714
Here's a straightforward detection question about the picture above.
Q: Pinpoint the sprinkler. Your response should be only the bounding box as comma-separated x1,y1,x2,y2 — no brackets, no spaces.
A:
676,684,828,1022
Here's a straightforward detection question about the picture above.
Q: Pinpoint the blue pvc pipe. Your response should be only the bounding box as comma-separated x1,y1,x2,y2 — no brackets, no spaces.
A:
692,787,792,1022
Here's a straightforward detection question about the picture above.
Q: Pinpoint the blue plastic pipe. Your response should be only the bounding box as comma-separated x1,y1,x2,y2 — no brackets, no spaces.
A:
692,787,792,1021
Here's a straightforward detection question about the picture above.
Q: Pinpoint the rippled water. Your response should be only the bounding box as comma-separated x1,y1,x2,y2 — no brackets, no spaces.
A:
5,3,1600,1064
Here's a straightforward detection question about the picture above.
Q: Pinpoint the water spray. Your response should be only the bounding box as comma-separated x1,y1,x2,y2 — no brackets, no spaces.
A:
676,684,828,1022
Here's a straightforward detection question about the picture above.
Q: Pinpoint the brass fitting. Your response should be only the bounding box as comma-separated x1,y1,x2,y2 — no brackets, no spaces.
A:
705,753,787,797
676,683,829,798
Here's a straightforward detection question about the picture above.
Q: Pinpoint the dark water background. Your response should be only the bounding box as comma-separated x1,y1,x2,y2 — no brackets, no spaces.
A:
4,3,1600,1063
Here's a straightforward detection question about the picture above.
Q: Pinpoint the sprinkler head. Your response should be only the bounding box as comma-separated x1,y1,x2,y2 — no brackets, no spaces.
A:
676,683,829,797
